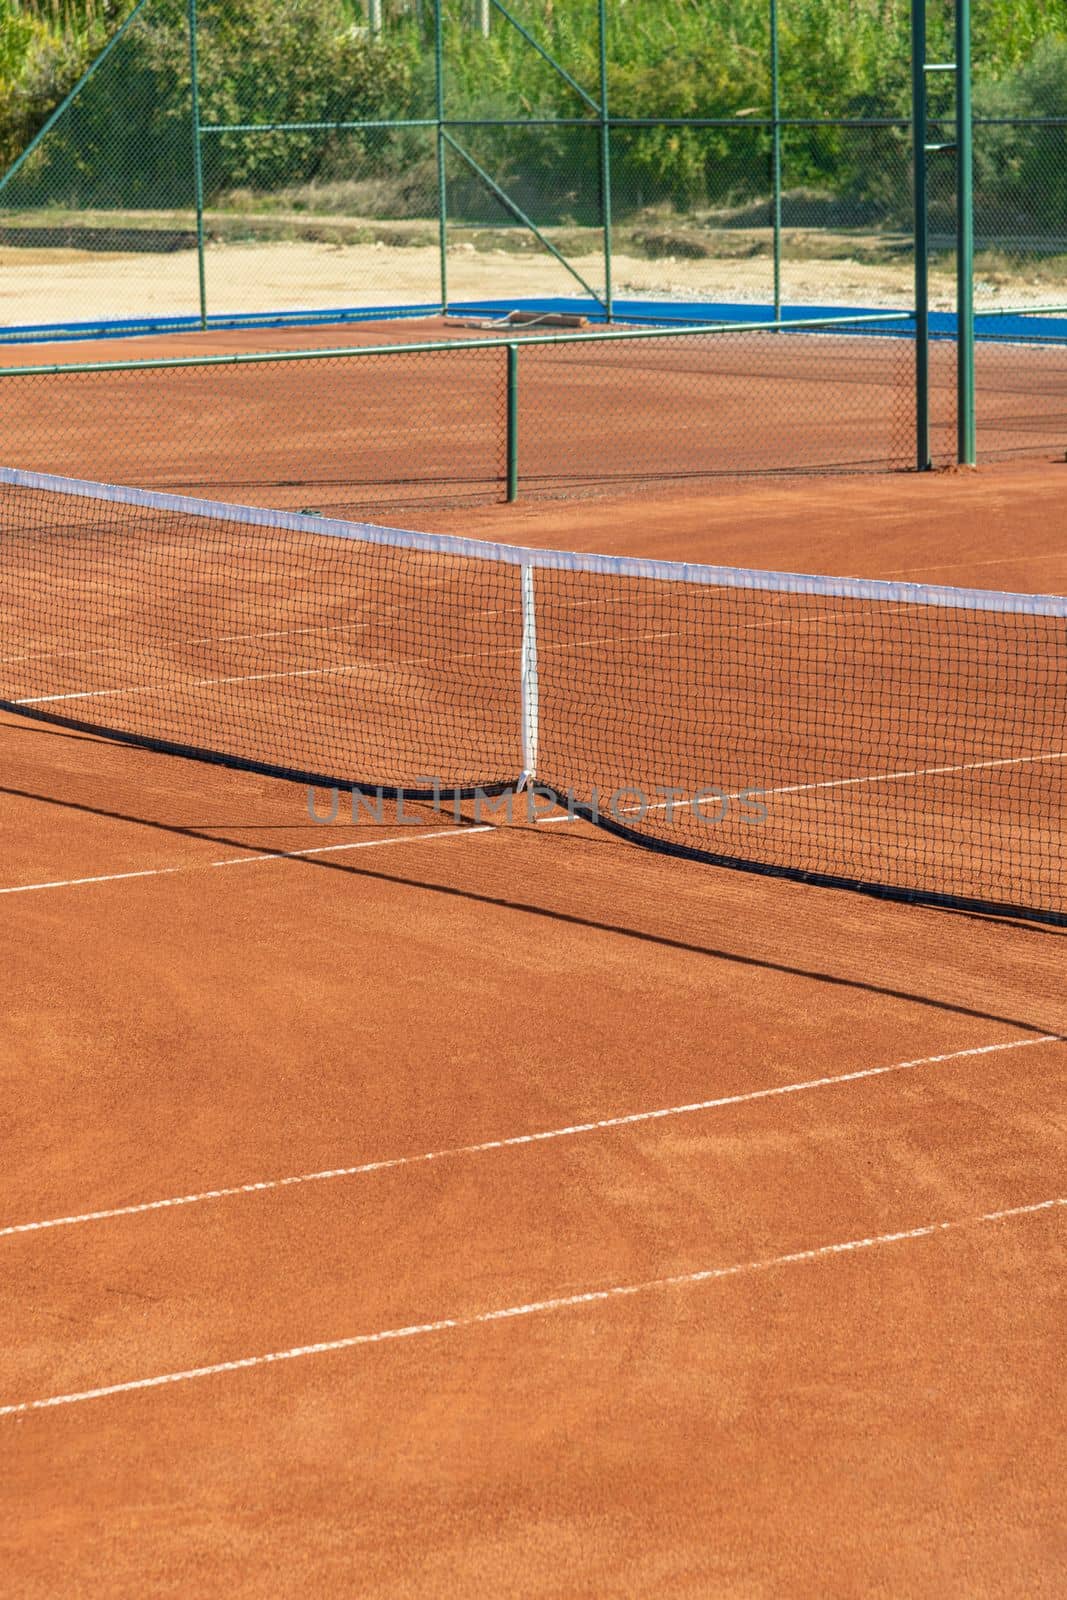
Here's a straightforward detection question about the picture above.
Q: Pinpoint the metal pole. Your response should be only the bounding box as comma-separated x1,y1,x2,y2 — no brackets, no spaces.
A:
368,0,383,35
955,0,976,465
477,0,490,36
506,342,519,500
770,0,782,319
434,1,449,312
598,0,614,321
188,0,208,330
519,562,539,787
911,0,930,469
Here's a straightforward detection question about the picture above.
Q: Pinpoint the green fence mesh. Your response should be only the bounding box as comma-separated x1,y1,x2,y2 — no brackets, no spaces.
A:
0,318,918,511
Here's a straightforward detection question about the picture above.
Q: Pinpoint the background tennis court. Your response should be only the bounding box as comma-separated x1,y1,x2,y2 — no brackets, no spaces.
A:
1,314,1065,514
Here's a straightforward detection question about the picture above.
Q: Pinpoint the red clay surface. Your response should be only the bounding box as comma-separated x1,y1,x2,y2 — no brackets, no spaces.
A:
2,462,1066,1597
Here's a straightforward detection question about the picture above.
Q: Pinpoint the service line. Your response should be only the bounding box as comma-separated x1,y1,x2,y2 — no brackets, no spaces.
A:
0,823,492,898
2,1035,1057,1242
2,1196,1062,1417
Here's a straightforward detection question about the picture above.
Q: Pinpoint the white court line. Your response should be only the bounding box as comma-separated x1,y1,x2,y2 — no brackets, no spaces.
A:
8,582,947,709
3,741,1064,897
751,749,1067,798
18,658,391,706
2,1195,1061,1417
0,590,605,669
536,748,1067,824
0,581,865,673
3,738,1064,894
0,825,491,898
2,1035,1056,1241
15,625,684,707
0,592,894,676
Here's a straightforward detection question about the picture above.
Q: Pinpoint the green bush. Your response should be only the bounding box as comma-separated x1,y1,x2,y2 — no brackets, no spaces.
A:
1,0,419,208
3,0,1067,226
972,37,1067,229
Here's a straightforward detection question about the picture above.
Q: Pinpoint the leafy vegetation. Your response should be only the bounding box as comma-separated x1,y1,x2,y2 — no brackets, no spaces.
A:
1,0,421,203
0,1,123,167
2,0,1066,225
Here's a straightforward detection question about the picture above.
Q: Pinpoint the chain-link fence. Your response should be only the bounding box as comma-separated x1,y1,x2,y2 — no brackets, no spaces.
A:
0,1,1065,480
0,314,919,511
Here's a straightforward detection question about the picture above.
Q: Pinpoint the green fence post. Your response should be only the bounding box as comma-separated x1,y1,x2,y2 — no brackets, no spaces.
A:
911,0,931,469
434,0,449,313
506,343,519,501
770,0,782,320
187,0,208,330
955,0,976,465
597,0,614,322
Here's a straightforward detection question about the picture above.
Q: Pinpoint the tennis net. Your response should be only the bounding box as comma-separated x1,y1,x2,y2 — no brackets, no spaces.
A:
1,465,1065,926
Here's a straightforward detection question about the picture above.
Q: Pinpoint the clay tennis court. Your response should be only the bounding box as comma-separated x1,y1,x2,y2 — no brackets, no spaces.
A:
2,314,1066,512
3,421,1065,1596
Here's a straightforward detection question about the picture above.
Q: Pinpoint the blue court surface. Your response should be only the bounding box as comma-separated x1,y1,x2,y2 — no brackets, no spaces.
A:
1,297,1065,348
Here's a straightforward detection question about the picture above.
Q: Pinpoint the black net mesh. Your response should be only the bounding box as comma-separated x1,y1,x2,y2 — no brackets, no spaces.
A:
2,468,1065,925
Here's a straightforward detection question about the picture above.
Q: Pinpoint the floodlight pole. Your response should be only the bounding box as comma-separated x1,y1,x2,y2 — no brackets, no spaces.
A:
434,1,449,312
911,0,930,469
770,0,782,320
955,0,976,465
598,0,614,321
188,0,208,330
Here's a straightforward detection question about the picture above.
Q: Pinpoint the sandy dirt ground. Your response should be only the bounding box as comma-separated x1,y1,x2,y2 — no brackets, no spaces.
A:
0,237,1055,330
